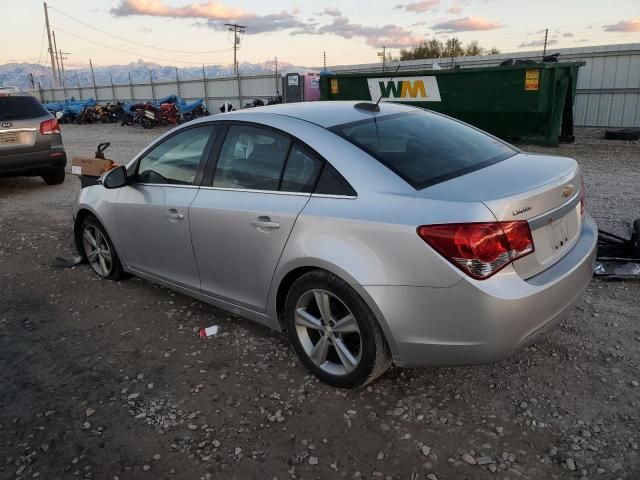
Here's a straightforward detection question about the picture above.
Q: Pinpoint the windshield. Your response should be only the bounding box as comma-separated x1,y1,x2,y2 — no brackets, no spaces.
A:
0,96,49,121
330,110,517,190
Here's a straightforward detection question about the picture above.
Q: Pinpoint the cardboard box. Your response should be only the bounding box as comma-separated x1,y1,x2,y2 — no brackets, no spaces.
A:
71,156,115,177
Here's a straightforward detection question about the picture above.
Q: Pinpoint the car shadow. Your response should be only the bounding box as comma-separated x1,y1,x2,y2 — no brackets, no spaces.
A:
0,176,59,196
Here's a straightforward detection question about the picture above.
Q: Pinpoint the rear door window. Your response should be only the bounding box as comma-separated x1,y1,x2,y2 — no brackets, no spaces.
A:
213,125,291,191
330,111,517,189
0,96,49,121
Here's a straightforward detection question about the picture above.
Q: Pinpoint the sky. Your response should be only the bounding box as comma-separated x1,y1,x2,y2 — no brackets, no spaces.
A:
1,0,639,68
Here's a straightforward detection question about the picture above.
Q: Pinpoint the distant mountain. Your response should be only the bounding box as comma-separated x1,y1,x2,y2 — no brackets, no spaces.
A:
0,59,305,89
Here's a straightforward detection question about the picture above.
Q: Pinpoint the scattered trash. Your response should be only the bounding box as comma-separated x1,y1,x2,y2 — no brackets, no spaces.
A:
50,255,84,268
198,325,219,338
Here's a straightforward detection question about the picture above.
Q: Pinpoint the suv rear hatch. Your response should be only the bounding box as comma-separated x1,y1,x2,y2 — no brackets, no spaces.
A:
0,96,51,152
420,152,584,279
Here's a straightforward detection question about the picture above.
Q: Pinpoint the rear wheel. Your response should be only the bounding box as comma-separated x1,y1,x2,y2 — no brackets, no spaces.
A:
80,216,124,280
284,270,391,388
42,166,65,185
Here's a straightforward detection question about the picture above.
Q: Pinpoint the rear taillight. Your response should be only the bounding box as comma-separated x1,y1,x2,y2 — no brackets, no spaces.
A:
40,118,60,135
580,177,586,216
417,221,535,280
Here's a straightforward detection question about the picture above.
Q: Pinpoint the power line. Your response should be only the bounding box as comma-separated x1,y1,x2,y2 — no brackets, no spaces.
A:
48,5,234,55
55,28,233,66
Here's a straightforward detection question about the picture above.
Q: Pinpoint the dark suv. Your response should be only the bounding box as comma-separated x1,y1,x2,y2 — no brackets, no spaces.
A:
0,91,67,185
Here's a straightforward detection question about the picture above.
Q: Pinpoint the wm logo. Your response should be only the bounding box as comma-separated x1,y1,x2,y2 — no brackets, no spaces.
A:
378,79,427,98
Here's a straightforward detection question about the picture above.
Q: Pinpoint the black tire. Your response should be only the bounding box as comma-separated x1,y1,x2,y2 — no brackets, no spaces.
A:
140,117,154,129
42,166,65,185
604,128,640,141
284,270,391,388
80,215,124,281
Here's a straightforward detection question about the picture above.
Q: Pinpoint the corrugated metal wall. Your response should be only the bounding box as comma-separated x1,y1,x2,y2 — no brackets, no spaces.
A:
35,43,639,127
329,43,640,127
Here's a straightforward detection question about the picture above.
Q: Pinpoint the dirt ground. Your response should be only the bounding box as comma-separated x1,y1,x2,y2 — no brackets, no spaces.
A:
1,123,639,480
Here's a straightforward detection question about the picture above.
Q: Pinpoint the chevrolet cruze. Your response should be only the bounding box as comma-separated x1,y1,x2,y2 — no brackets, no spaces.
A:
73,101,597,388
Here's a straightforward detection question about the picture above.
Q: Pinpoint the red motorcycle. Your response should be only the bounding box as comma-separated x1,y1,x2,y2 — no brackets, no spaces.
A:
137,102,179,129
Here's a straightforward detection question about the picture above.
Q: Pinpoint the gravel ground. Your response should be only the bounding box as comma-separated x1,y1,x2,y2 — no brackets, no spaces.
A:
0,124,639,480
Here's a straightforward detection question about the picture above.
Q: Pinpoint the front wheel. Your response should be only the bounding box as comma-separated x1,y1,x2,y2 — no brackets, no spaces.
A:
284,270,391,388
80,216,124,280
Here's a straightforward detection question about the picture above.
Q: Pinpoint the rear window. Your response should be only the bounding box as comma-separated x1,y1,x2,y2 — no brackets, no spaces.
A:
0,96,49,121
330,111,517,190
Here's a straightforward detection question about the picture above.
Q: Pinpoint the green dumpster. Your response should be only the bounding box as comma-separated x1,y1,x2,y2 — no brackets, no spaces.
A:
320,61,584,146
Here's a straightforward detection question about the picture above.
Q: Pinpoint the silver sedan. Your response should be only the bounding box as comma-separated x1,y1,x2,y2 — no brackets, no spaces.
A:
73,101,597,388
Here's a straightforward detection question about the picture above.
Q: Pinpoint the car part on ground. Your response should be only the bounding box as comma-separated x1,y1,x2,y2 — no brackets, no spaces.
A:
595,218,640,279
604,128,640,141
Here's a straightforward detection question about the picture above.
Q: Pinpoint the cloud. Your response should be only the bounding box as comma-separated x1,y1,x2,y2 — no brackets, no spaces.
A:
563,32,574,37
432,16,503,32
321,7,342,16
395,1,440,12
603,19,640,32
111,0,304,33
447,7,463,14
111,0,245,18
519,39,559,48
294,16,422,48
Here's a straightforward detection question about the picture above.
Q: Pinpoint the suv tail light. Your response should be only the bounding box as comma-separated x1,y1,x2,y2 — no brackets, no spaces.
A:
40,118,60,135
579,177,586,216
417,221,535,280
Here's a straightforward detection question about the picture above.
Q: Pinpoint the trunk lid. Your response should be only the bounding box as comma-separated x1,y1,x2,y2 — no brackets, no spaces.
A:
420,152,584,279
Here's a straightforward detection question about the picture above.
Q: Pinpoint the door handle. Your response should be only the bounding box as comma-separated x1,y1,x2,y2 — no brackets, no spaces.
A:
165,209,185,221
251,216,280,230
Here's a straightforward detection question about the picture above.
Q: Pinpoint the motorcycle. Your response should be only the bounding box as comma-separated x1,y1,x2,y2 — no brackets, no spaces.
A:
76,105,100,125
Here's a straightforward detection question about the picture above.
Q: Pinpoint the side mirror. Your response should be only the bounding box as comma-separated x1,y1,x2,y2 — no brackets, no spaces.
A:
102,165,128,189
55,111,63,120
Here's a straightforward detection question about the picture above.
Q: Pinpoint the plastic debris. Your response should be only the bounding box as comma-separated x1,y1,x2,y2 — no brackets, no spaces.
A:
198,325,219,338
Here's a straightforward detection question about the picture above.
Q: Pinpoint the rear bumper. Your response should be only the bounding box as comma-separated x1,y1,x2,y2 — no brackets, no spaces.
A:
0,148,67,176
363,214,597,367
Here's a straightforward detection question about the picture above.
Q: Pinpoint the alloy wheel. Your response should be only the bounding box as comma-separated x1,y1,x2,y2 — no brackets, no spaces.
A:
294,289,362,376
82,225,113,277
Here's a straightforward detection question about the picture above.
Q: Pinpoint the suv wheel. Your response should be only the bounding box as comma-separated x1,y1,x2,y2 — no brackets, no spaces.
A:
80,216,124,280
284,270,391,388
42,167,65,185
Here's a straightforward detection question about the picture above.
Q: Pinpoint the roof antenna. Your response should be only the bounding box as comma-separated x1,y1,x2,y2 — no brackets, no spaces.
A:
354,63,402,113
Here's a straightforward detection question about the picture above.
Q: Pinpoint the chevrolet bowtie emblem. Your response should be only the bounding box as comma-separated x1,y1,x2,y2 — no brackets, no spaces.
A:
562,184,574,198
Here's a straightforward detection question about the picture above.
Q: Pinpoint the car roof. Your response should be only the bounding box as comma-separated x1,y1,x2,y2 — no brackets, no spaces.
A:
216,101,419,128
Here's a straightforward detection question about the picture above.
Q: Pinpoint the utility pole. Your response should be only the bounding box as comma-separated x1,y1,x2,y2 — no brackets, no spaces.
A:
225,23,246,74
52,30,63,86
43,2,58,86
377,46,386,71
128,72,134,101
542,28,549,58
274,57,279,96
175,67,181,98
76,74,82,99
109,73,116,102
323,51,326,70
58,49,70,94
89,59,98,100
202,65,208,107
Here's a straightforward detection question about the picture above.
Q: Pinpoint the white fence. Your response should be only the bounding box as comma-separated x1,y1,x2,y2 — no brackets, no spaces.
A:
37,73,281,111
34,43,639,127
